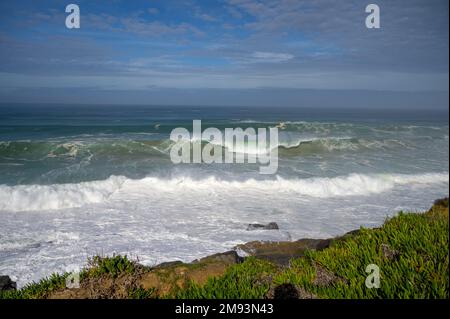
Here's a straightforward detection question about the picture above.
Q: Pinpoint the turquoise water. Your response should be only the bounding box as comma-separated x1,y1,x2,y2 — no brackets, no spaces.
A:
0,105,448,185
0,104,448,287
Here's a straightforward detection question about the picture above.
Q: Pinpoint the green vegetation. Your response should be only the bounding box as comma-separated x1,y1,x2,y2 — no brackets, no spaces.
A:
175,199,449,299
286,204,449,298
0,273,69,299
128,287,157,299
1,199,448,299
175,258,276,299
0,255,144,299
83,254,139,279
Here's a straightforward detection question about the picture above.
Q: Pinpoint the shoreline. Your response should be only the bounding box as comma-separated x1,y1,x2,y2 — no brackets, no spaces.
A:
1,198,448,299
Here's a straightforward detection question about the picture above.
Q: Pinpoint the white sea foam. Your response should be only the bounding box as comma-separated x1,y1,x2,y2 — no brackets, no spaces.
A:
0,172,447,212
125,172,449,198
0,176,126,212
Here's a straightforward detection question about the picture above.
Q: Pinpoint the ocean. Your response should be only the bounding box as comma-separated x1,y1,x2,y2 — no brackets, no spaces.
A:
0,104,448,287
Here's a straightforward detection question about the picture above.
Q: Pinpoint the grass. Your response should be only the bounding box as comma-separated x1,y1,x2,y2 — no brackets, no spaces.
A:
0,273,69,299
128,287,157,299
1,198,448,299
292,205,449,298
174,257,277,299
0,255,144,299
83,254,139,279
175,199,449,299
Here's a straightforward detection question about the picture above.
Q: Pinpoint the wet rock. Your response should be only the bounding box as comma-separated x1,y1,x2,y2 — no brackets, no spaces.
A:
0,276,16,292
247,222,279,231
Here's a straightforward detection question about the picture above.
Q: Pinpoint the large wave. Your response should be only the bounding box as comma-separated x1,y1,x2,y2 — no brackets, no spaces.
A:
0,176,126,212
0,140,171,159
1,172,447,212
0,135,418,161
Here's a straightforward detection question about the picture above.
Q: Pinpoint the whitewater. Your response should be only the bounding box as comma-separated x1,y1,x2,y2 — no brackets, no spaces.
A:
0,105,448,287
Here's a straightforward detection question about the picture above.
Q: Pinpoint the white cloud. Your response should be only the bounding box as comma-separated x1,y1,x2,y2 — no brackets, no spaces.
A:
251,51,294,63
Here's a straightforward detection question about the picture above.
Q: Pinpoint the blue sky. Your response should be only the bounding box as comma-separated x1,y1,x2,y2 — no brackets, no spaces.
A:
0,0,448,107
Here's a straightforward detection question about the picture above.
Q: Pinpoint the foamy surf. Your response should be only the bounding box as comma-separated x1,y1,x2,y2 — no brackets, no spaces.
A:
0,176,126,212
1,172,447,212
0,105,448,288
117,172,450,198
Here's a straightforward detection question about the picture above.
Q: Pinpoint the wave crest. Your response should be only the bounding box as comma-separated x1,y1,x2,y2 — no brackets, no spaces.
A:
0,176,126,212
0,173,447,212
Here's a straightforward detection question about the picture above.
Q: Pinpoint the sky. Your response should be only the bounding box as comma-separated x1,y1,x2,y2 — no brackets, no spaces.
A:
0,0,448,108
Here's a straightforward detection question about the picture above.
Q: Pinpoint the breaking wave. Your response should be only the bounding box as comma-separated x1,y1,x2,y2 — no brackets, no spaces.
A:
0,176,126,212
0,172,447,212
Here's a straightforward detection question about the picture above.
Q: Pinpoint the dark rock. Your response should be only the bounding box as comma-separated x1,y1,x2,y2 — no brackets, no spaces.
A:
271,283,317,299
235,238,332,266
434,198,449,208
267,283,316,299
343,229,361,237
296,238,332,251
194,250,243,265
247,222,279,231
273,283,299,299
0,276,16,292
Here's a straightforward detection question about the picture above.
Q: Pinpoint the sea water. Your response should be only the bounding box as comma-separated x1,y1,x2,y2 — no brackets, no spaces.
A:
0,104,448,287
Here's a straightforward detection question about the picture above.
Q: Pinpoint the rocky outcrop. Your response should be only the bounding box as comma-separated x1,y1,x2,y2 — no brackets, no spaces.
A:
0,276,16,292
236,238,332,266
434,197,449,208
49,251,243,299
247,222,279,231
193,250,243,265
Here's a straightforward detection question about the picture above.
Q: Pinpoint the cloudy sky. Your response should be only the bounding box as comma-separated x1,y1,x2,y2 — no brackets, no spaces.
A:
0,0,448,107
